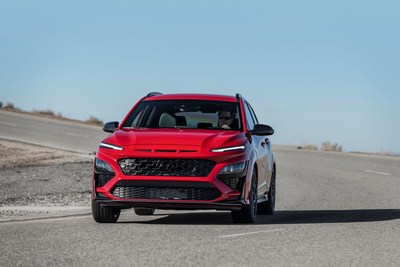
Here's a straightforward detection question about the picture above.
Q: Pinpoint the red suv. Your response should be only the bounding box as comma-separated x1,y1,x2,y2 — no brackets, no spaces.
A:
92,93,276,223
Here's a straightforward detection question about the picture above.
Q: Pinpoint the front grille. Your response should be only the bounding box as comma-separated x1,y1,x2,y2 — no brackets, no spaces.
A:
118,158,215,177
112,186,221,200
218,176,244,191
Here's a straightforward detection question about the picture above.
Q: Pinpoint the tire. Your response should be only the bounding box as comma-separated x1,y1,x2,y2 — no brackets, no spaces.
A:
92,201,121,223
257,165,276,215
231,169,257,223
134,207,155,216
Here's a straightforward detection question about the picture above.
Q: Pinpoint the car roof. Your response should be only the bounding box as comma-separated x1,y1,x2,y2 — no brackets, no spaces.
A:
145,93,238,103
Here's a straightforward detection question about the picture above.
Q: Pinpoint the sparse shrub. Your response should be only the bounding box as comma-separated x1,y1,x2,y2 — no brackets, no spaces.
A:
302,144,318,151
36,109,55,116
321,141,342,152
4,102,15,109
86,116,103,125
0,101,3,108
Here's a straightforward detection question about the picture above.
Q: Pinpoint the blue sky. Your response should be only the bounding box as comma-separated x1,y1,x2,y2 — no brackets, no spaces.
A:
1,0,399,154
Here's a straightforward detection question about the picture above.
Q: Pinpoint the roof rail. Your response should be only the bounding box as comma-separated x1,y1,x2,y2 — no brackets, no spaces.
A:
146,92,162,97
236,93,242,100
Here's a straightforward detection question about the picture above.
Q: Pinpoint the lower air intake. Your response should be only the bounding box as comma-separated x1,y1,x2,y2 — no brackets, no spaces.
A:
95,173,114,187
218,176,244,191
111,186,221,201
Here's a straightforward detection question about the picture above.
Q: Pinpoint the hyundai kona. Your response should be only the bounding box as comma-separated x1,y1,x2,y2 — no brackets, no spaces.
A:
92,92,276,223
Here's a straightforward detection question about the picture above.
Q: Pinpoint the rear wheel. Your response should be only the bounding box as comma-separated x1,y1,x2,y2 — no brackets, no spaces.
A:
92,201,121,223
231,169,257,223
257,165,276,215
134,207,155,216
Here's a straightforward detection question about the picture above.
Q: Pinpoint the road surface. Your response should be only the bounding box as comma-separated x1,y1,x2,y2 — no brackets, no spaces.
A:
0,110,108,154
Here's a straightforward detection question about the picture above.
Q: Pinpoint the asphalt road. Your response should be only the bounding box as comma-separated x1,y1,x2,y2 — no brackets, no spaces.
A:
1,110,400,266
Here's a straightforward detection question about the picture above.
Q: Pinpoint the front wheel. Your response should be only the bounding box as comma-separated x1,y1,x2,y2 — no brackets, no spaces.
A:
92,201,121,223
231,169,257,223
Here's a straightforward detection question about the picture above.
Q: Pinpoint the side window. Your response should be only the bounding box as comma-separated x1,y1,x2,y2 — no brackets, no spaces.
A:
247,103,259,125
244,102,255,130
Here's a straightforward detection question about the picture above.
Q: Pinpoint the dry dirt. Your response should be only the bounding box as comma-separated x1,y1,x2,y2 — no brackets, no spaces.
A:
0,139,93,218
0,139,88,168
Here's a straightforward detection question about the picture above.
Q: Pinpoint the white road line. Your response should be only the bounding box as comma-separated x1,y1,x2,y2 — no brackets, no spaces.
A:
65,132,89,138
0,214,92,224
365,170,391,176
0,206,90,212
219,229,283,238
0,121,18,127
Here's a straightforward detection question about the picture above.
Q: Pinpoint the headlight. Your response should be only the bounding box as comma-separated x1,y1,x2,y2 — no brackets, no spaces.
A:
211,145,245,153
219,161,247,175
99,142,124,151
95,158,114,173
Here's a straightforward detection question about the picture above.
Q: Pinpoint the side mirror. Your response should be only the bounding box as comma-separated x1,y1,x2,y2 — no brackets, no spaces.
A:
250,124,274,136
103,121,119,133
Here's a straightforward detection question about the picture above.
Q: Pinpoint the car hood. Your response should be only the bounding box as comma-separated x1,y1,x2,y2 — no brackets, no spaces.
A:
102,128,246,149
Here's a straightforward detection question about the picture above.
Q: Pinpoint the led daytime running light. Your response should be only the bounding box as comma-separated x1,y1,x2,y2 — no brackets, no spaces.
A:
211,145,245,153
100,142,124,151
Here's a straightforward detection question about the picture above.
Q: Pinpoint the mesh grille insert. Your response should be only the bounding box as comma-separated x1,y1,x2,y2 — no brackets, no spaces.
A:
118,158,215,177
112,186,221,200
95,173,114,187
218,176,244,191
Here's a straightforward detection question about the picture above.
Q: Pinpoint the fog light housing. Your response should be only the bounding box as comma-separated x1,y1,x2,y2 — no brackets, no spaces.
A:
95,158,114,173
219,161,247,175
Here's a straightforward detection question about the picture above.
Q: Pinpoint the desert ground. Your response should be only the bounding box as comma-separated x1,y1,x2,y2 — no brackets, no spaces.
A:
0,139,92,219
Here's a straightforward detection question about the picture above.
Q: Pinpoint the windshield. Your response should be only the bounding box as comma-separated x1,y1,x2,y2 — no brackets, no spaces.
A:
122,100,242,131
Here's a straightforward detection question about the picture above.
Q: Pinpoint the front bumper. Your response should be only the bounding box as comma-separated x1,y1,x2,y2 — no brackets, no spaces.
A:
93,154,250,211
93,196,245,211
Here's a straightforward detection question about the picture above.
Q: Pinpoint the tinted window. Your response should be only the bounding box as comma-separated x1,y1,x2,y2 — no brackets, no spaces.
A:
244,102,256,130
122,100,242,130
247,102,259,124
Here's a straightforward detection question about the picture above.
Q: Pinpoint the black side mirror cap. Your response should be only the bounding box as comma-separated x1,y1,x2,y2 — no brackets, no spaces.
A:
103,121,119,133
250,124,274,136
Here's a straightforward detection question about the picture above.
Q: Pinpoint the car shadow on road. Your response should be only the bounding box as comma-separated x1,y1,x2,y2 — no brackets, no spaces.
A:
119,209,400,225
258,209,400,225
